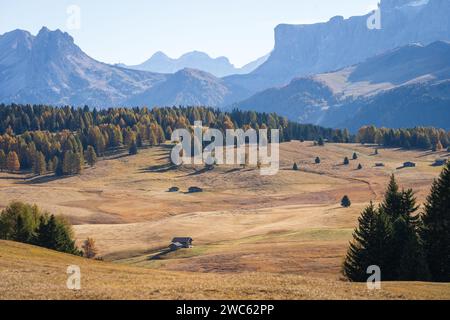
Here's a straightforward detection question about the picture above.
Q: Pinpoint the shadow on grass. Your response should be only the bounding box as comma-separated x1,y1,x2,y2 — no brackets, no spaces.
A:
19,174,72,185
139,163,178,173
149,248,172,260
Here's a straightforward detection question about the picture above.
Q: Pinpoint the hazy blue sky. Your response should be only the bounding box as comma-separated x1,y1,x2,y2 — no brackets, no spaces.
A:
0,0,379,67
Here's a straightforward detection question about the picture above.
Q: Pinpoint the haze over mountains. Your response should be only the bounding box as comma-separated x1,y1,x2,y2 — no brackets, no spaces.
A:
121,51,269,77
226,0,450,93
235,41,450,131
0,0,449,130
0,27,167,106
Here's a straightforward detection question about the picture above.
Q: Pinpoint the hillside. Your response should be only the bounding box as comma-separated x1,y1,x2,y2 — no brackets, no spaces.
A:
234,41,450,130
125,68,250,107
1,240,449,300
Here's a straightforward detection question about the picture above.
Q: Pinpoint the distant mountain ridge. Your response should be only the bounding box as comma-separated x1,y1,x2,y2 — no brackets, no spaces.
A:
121,51,268,77
225,0,450,94
0,27,250,107
234,41,450,131
0,27,168,106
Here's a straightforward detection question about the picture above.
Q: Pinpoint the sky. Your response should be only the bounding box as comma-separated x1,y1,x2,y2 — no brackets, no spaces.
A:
0,0,380,67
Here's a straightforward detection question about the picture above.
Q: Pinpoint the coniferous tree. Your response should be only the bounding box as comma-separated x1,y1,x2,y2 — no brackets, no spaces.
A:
357,163,363,170
343,157,350,165
353,152,358,160
379,175,403,220
0,150,6,171
85,145,97,167
421,162,450,282
32,151,46,175
315,157,321,164
293,162,299,171
6,151,20,172
129,140,138,155
343,202,393,282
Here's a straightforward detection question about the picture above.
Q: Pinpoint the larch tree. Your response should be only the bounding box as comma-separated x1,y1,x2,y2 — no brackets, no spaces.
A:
6,151,20,172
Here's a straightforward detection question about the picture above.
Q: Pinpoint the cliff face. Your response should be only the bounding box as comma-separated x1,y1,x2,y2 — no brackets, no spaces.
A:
233,0,450,93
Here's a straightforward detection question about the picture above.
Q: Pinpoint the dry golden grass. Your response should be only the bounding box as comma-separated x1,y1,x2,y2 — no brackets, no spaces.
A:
0,142,449,299
1,240,449,300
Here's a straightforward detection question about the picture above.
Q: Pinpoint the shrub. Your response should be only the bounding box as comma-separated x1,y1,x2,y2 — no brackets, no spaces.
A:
341,195,351,208
315,157,321,164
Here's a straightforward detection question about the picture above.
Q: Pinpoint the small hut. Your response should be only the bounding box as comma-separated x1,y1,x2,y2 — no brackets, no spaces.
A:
403,162,416,168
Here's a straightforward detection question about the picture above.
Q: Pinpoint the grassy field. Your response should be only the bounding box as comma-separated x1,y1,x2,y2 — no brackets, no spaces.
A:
1,240,449,300
0,141,449,299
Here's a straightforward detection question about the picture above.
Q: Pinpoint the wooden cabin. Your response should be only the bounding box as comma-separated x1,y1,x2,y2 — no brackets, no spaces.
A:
403,162,416,168
171,237,193,248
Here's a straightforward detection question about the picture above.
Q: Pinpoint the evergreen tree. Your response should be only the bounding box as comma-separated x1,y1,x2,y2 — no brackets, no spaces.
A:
85,145,97,167
293,162,299,171
129,140,138,155
353,152,358,160
343,203,393,282
315,157,321,164
341,195,351,208
391,216,429,281
379,175,403,221
343,157,350,165
357,163,363,170
32,151,46,175
421,162,450,282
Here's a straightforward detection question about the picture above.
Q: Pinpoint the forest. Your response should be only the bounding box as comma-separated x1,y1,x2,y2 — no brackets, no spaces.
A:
0,104,448,176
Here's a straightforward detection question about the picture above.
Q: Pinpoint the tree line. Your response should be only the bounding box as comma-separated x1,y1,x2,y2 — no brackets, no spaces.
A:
357,126,450,151
0,104,353,176
344,162,450,282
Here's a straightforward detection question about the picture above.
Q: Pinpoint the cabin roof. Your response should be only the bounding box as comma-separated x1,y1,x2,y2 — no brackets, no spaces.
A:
171,237,193,243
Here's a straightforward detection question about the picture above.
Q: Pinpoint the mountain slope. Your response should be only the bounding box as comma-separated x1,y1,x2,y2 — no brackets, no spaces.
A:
0,27,168,107
226,0,450,95
124,51,268,77
234,41,450,130
126,68,250,107
0,28,250,107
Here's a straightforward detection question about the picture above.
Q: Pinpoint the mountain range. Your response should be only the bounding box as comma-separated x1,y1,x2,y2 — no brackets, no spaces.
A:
120,51,269,77
226,0,450,93
234,41,450,131
0,0,449,130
